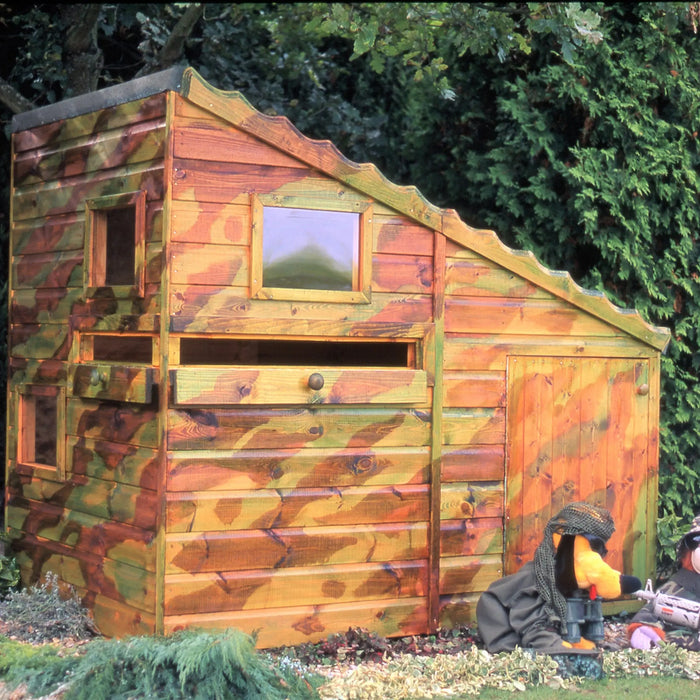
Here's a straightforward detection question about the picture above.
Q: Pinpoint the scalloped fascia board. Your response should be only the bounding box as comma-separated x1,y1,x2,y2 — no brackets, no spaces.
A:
179,67,670,352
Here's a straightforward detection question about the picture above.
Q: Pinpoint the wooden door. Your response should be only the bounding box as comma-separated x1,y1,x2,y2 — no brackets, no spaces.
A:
505,356,652,578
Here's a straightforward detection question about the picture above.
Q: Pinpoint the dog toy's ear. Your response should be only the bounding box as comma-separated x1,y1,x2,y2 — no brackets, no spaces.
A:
554,534,579,597
573,535,640,598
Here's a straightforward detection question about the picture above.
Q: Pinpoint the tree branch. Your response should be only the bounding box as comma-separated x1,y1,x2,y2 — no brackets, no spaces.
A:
136,3,204,77
60,4,104,95
0,75,35,115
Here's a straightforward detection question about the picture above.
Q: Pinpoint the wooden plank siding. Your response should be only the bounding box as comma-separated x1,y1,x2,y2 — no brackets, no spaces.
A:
7,94,167,636
161,94,655,641
6,71,665,645
163,403,434,639
504,356,656,579
441,243,660,624
161,97,444,641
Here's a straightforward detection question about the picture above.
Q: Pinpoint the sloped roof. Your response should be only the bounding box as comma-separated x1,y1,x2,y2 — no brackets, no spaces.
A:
12,65,671,351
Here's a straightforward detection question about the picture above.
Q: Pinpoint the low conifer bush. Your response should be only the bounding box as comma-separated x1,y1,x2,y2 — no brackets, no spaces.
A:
0,629,321,699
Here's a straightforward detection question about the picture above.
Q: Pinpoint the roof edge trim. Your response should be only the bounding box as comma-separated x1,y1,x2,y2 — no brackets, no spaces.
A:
11,66,186,132
179,67,670,352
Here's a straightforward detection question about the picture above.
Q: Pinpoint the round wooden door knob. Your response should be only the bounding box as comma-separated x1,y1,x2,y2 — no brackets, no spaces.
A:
308,373,325,390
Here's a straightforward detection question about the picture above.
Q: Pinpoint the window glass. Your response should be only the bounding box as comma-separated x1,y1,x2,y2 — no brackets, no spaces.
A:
262,207,359,291
85,190,145,296
32,394,58,466
18,387,63,473
104,206,136,286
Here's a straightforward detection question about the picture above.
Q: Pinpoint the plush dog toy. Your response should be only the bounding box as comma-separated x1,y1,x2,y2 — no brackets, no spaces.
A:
627,513,700,652
477,502,641,653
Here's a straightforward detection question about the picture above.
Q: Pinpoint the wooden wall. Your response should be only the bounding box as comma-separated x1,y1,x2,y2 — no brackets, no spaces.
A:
162,96,441,646
441,240,660,625
5,85,661,644
7,94,167,636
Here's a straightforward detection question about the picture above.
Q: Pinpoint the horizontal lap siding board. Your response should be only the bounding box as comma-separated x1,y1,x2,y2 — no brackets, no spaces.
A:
13,94,168,153
445,297,622,337
372,253,434,295
443,371,505,408
166,484,429,532
165,523,429,573
66,397,159,448
164,560,428,615
171,368,429,406
11,474,157,528
445,254,553,300
171,242,248,287
169,288,433,331
171,201,250,246
168,407,431,451
167,446,431,491
374,214,435,257
11,288,160,326
163,598,428,648
6,504,155,571
443,334,658,372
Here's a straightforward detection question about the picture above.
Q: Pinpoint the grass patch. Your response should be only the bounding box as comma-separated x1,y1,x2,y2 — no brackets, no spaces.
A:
317,643,700,698
477,677,699,699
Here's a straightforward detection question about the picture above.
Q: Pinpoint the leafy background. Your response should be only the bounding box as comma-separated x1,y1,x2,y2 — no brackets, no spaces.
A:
0,2,698,571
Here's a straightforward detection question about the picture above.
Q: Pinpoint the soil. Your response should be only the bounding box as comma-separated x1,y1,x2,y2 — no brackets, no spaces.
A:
265,620,631,677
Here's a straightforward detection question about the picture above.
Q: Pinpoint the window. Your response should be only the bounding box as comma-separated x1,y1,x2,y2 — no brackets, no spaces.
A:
251,195,371,303
83,333,154,363
85,191,146,296
178,337,416,367
17,385,65,478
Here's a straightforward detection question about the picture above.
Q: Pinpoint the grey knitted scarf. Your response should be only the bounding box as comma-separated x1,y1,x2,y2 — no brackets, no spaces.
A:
533,502,615,633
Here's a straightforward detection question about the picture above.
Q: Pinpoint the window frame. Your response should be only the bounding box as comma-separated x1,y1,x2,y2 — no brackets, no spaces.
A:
84,190,147,297
16,384,66,480
250,194,372,303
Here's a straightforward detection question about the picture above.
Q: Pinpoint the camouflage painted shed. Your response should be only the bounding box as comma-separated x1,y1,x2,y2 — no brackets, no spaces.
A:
5,66,670,646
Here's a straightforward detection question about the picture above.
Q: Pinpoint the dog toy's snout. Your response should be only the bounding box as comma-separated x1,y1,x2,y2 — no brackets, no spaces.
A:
620,575,642,595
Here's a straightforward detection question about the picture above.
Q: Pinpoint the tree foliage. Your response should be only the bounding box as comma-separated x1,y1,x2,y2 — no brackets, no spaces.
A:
0,3,699,568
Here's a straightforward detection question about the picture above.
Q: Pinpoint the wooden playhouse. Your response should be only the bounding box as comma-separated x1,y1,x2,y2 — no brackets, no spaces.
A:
5,67,670,645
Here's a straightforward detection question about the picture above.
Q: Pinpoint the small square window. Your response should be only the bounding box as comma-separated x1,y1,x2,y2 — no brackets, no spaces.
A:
85,191,146,296
251,195,371,303
17,385,66,479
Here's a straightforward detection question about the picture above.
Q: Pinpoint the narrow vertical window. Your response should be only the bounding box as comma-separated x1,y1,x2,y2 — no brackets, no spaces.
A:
103,206,136,285
85,191,146,295
17,385,65,478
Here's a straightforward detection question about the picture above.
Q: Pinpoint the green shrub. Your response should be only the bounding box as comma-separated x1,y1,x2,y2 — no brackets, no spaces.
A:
62,629,320,700
0,636,73,692
0,572,96,643
0,629,321,700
